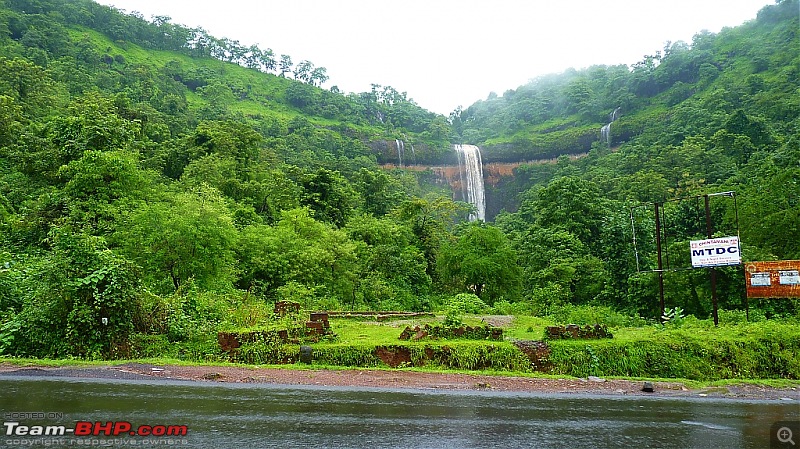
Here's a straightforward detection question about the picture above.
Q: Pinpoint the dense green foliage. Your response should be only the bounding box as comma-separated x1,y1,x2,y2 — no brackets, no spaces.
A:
0,0,459,357
0,0,797,361
489,0,799,321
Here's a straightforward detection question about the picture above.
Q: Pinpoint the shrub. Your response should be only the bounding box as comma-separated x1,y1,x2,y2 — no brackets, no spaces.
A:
717,308,766,324
444,293,490,314
7,231,139,359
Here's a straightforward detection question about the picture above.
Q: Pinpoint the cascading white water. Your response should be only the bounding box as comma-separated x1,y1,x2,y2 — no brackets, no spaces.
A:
600,123,611,145
601,107,621,145
395,139,405,166
454,144,486,222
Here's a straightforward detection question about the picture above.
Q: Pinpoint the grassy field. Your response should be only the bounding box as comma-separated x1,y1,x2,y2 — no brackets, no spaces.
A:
187,309,800,383
4,298,797,385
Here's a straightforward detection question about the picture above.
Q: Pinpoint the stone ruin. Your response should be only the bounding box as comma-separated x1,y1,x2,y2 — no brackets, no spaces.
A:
398,324,503,341
544,324,613,340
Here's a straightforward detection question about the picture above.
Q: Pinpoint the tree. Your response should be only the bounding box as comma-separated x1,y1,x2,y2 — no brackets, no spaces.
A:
19,93,136,179
259,48,276,73
119,187,238,293
188,120,263,165
6,231,139,358
530,176,608,248
279,54,293,77
0,56,59,116
299,168,358,228
58,149,150,234
236,208,357,302
243,44,262,70
353,168,406,217
438,222,520,303
346,214,431,309
513,225,607,306
310,66,329,87
293,60,313,83
393,195,467,280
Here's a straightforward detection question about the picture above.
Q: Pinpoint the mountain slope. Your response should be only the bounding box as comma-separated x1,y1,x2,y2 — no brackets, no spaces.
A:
457,0,798,164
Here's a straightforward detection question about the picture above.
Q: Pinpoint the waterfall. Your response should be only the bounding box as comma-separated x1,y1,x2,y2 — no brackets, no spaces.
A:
610,107,621,122
600,123,611,145
601,107,621,145
396,139,405,166
455,144,486,222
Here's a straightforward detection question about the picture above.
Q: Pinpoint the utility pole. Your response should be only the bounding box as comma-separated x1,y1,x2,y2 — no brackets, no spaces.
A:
704,195,720,326
654,202,665,320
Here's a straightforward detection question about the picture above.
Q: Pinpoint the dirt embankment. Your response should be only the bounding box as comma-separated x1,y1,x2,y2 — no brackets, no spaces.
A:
0,362,797,401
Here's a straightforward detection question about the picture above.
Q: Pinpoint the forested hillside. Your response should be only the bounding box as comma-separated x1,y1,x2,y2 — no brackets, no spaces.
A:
484,0,798,319
456,0,798,164
0,0,797,359
0,0,464,358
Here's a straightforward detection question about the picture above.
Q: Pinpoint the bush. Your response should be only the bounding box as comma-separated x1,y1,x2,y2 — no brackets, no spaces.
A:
4,232,140,359
490,299,536,316
444,293,490,314
275,282,343,311
717,308,766,324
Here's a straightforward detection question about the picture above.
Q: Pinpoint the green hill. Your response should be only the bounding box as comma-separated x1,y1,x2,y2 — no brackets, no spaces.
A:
0,0,797,361
456,0,798,164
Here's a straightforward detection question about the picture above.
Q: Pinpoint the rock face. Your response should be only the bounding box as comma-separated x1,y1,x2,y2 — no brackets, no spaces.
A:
376,139,588,221
375,346,412,368
381,160,522,221
369,140,446,166
513,340,552,371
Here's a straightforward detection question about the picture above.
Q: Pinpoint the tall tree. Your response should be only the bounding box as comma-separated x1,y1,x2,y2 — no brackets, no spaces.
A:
279,54,293,77
438,222,521,303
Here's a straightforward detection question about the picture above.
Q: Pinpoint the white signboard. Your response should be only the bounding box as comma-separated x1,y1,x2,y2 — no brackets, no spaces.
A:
750,272,771,286
690,237,741,268
779,270,800,285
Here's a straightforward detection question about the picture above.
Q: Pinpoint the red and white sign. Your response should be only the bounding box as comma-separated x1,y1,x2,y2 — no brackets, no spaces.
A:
689,237,741,268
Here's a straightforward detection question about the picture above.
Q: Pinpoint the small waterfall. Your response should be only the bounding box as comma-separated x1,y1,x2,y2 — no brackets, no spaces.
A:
610,106,621,122
396,139,405,166
410,143,416,164
455,144,486,222
601,107,621,145
600,124,611,145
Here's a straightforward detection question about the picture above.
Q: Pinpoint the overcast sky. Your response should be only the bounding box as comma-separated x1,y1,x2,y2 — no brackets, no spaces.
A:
96,0,772,115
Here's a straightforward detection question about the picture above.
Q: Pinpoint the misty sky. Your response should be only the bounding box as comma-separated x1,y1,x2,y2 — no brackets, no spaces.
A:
96,0,772,115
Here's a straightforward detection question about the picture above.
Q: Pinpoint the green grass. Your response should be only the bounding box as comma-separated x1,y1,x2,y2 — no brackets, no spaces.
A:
329,317,429,345
5,311,799,384
502,315,553,339
318,314,800,381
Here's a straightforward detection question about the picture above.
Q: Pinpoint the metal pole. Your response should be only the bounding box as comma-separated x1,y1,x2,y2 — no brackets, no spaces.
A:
630,207,641,273
704,195,719,326
654,202,665,321
733,192,749,321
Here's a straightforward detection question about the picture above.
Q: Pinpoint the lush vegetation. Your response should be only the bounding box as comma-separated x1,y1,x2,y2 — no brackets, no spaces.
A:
100,303,800,382
487,0,799,322
0,0,797,375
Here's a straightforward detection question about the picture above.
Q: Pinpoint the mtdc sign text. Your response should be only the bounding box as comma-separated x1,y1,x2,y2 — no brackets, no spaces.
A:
690,237,741,268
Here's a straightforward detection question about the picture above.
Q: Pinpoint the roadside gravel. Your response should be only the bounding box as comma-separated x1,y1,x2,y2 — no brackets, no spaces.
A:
1,362,797,401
